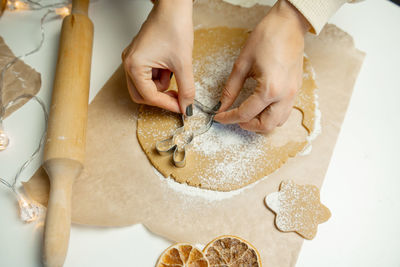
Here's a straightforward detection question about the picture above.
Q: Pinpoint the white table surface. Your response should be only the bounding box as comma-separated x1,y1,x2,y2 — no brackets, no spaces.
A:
1,0,399,266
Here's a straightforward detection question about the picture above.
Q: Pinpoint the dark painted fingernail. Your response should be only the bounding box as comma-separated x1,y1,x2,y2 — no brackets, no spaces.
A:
170,72,174,79
212,101,222,112
186,104,193,117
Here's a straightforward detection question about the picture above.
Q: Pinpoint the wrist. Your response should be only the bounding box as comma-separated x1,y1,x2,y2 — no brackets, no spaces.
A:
272,0,310,35
155,0,193,18
156,0,193,9
150,0,193,25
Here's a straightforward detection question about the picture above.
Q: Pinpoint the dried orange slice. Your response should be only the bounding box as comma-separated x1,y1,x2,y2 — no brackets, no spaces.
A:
203,235,262,267
156,243,209,267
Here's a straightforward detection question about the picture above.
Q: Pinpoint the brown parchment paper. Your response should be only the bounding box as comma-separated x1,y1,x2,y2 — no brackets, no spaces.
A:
0,36,41,118
23,1,365,266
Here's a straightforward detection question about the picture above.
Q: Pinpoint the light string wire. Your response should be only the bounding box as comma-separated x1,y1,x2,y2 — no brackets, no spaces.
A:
0,0,72,222
26,0,69,10
7,0,70,11
0,9,51,119
0,94,48,191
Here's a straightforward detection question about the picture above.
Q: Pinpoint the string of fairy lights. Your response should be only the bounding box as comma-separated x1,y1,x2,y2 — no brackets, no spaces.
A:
0,0,73,222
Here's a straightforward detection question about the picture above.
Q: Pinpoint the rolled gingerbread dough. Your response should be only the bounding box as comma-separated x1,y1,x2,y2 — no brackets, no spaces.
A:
137,27,318,191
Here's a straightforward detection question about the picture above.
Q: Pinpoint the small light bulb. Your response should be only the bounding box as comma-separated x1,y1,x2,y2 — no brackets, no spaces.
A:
55,6,70,17
6,0,15,10
17,194,40,223
13,0,28,10
0,129,9,151
6,0,29,11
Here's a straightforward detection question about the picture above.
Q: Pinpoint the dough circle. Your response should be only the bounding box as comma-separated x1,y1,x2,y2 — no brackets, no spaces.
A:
137,27,318,191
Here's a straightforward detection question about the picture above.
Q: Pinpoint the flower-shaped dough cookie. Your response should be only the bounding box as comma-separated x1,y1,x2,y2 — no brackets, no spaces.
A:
265,180,331,240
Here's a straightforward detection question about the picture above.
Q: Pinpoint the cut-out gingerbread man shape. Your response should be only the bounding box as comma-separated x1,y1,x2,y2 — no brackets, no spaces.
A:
265,180,331,240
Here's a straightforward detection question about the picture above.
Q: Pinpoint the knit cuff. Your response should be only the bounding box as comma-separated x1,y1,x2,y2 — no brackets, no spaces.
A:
287,0,347,34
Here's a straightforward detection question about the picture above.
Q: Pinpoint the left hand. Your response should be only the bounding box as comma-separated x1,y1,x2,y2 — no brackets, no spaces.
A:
121,0,195,115
214,0,310,133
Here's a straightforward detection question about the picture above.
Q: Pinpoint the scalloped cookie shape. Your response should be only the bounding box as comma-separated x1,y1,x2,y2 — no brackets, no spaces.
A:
265,180,331,240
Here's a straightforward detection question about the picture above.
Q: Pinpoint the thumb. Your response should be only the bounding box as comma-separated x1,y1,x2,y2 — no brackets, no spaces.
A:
219,59,251,112
174,62,196,116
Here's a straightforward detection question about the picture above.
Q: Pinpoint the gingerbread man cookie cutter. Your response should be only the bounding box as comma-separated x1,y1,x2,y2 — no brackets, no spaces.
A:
155,100,221,168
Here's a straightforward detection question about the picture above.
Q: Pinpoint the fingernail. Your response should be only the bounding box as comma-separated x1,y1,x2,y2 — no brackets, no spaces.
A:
186,104,193,117
170,72,174,79
212,101,222,112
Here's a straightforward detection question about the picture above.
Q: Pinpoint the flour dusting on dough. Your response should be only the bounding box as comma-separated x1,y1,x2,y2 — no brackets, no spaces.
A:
265,180,331,240
300,95,322,155
154,167,259,201
300,61,322,156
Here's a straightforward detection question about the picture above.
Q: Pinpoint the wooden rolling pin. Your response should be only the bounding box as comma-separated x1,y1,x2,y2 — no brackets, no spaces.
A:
42,0,93,266
0,0,7,17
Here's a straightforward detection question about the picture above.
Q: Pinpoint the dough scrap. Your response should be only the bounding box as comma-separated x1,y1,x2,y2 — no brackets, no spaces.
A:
137,27,318,191
265,180,331,240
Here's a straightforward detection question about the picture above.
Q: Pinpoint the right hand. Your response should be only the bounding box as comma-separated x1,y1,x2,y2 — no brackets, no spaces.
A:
122,0,195,115
214,0,309,133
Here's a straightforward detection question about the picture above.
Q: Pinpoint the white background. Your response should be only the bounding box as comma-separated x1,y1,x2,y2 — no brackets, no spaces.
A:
0,0,400,266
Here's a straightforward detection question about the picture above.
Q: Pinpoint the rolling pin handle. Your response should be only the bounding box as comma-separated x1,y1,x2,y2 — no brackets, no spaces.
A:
42,159,82,267
72,0,90,15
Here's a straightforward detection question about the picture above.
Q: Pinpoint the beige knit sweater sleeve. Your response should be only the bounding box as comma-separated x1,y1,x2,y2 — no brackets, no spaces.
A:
150,0,360,35
287,0,360,34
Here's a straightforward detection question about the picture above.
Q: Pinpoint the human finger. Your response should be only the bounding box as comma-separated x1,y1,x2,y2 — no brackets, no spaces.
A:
218,58,252,112
214,82,274,124
239,98,293,133
174,60,196,115
153,68,172,92
125,69,144,103
129,65,180,113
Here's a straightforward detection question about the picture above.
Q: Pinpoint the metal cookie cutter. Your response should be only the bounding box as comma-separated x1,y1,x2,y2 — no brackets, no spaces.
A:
155,101,220,168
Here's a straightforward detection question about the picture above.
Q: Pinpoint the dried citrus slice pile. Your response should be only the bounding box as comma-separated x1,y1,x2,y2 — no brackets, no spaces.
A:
156,243,209,267
203,235,261,267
